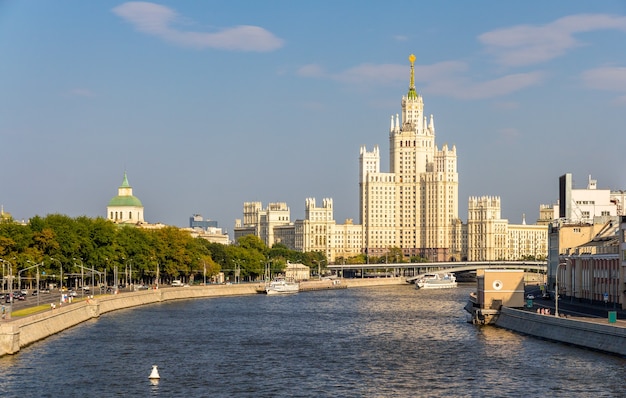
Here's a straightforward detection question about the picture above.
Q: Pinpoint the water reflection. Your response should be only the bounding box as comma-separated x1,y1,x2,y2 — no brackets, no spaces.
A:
0,285,624,397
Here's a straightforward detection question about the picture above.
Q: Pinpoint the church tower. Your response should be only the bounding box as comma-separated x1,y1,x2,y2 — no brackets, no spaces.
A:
107,172,145,224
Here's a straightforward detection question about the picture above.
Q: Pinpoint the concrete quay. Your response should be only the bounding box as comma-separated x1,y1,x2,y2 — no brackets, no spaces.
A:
300,279,346,292
0,277,404,356
495,306,626,357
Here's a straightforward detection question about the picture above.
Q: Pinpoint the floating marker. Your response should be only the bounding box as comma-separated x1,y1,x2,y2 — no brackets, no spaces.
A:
149,365,160,380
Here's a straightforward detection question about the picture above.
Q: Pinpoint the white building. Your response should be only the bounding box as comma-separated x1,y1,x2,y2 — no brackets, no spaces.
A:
107,172,144,224
553,174,618,223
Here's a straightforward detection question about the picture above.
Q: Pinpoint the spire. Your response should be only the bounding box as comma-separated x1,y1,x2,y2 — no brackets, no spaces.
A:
121,171,130,188
407,54,418,100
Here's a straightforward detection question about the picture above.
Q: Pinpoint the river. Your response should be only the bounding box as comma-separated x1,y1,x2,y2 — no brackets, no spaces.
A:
0,284,624,397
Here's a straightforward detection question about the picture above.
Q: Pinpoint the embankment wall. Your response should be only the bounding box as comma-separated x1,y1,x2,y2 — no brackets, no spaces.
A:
495,306,626,357
0,278,404,356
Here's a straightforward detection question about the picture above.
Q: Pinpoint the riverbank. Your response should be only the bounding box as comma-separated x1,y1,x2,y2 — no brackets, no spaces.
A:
0,277,404,356
495,306,626,357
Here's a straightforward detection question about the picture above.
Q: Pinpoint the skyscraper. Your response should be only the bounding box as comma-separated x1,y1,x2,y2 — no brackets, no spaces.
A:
360,54,460,261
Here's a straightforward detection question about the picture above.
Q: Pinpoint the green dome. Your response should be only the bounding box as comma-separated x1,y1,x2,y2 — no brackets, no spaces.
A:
108,195,143,207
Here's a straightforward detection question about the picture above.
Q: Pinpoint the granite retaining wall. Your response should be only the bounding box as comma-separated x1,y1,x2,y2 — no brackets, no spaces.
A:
0,278,403,356
495,306,626,357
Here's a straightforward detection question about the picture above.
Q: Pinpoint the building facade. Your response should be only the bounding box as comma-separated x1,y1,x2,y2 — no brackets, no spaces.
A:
234,202,291,247
547,173,626,289
359,54,460,261
554,217,624,310
468,196,547,261
234,55,549,264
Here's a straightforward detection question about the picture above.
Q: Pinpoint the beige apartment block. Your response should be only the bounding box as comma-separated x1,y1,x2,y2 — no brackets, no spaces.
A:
468,196,547,261
234,202,291,247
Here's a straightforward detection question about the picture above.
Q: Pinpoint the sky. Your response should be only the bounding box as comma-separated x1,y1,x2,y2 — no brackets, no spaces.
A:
2,1,626,233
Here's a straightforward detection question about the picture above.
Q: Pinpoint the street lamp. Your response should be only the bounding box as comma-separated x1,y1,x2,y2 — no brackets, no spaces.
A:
73,258,84,298
50,257,63,293
26,261,43,306
198,258,207,286
0,258,14,319
125,259,133,290
555,261,568,317
314,260,325,280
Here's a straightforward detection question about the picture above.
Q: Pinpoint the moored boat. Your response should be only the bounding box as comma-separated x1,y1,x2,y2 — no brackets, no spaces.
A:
415,273,457,289
257,278,300,295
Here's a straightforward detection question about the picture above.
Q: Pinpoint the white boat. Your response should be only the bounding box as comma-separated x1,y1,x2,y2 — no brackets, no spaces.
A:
416,273,457,289
262,278,300,295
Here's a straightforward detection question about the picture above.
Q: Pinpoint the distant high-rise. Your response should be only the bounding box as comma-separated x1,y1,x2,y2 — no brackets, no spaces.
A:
359,54,460,261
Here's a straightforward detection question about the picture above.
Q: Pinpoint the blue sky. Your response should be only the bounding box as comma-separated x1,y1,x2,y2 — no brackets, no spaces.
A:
2,1,626,232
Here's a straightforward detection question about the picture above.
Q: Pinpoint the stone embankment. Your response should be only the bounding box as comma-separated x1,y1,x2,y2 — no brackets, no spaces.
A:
0,278,405,356
495,306,626,357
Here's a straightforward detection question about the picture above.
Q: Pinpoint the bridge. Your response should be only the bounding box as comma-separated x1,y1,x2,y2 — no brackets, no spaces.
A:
327,261,547,283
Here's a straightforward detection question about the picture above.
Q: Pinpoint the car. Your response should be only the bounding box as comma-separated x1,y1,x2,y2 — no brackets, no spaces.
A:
68,290,78,297
32,290,39,296
20,289,28,295
526,294,535,300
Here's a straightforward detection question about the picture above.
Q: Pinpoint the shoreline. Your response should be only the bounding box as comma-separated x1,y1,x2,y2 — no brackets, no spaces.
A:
0,278,404,357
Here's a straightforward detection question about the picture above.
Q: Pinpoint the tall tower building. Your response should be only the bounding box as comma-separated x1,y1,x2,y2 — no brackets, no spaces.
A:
360,54,459,261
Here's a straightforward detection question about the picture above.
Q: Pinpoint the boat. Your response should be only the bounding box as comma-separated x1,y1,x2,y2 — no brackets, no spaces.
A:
258,278,300,295
415,273,457,289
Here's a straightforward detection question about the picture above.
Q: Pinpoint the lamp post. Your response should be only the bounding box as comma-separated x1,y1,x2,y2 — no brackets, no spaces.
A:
314,260,325,280
50,257,63,293
0,258,14,319
125,259,133,290
26,261,43,306
555,261,568,317
73,258,84,298
0,258,7,294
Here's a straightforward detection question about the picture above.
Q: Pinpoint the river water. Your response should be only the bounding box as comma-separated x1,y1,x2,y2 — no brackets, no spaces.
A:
0,284,624,397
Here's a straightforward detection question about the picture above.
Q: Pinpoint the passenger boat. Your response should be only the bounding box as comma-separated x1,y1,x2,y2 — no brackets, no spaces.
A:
415,273,457,289
258,278,300,295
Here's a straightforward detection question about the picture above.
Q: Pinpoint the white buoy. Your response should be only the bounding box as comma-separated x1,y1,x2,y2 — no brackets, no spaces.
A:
149,365,160,380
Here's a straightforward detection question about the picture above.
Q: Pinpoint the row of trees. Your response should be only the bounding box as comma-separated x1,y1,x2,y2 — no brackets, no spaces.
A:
0,214,326,289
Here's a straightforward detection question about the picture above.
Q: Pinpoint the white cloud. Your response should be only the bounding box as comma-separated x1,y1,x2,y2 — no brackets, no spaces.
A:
425,71,545,100
112,2,284,52
581,66,626,92
479,14,626,67
295,13,626,100
299,59,543,99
